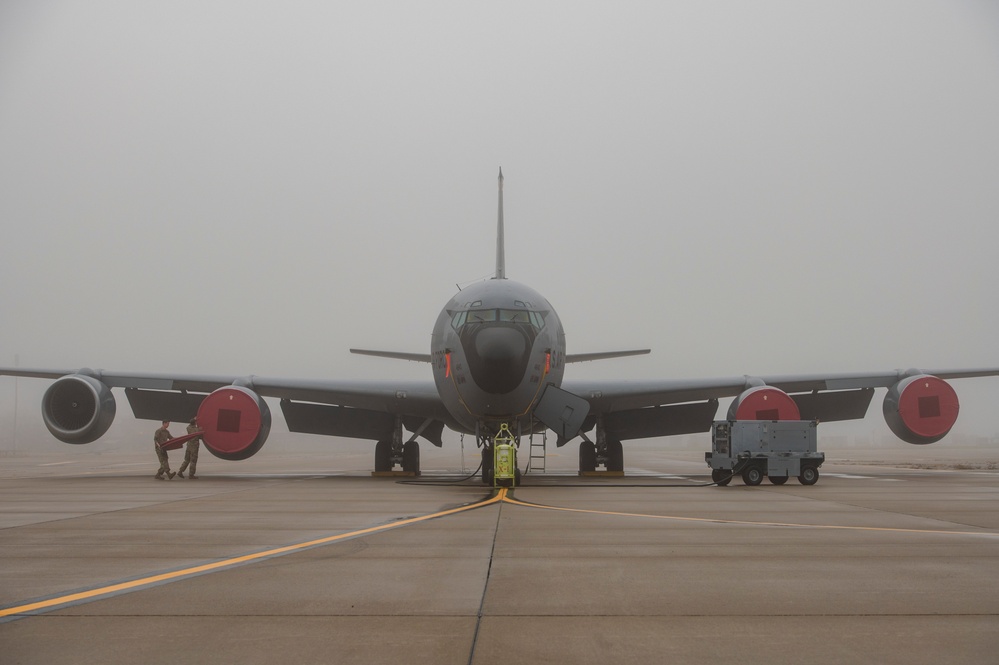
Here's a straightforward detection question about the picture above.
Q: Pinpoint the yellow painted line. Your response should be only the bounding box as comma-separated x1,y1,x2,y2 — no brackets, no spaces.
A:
501,492,997,537
0,489,507,620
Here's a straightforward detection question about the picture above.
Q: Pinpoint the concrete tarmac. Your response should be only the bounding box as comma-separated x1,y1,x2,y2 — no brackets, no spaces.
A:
1,440,998,664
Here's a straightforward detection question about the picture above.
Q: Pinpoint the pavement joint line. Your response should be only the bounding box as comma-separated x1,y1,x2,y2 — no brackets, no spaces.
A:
500,492,999,537
467,488,505,665
0,488,507,622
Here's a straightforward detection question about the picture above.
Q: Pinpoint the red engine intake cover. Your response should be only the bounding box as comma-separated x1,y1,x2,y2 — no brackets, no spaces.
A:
196,385,272,460
883,375,959,444
728,386,801,421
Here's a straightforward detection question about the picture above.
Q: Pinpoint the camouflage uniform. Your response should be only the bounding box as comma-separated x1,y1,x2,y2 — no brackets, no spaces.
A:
153,424,176,480
178,421,202,479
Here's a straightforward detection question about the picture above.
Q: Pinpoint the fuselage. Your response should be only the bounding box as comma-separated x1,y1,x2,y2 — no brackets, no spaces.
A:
431,278,566,435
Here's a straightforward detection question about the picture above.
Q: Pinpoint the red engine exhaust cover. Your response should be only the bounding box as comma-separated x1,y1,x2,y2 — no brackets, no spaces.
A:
883,374,959,444
156,430,202,452
728,386,801,421
196,385,272,460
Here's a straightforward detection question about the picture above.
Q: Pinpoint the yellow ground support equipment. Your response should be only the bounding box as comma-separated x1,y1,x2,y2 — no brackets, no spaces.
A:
492,423,518,487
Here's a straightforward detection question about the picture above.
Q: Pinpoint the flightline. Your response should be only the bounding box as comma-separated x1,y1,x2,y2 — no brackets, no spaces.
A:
5,485,996,623
0,488,508,622
499,491,999,537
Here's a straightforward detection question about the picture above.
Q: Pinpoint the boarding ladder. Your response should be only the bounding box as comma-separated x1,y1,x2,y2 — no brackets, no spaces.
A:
527,430,547,473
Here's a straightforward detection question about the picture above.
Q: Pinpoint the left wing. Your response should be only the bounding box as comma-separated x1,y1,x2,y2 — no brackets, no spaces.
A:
563,367,999,444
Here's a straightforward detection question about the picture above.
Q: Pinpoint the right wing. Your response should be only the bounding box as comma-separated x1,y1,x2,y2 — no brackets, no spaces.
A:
562,367,999,443
565,349,651,363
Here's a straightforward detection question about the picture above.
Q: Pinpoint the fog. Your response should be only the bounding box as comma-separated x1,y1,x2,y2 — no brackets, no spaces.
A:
1,1,998,455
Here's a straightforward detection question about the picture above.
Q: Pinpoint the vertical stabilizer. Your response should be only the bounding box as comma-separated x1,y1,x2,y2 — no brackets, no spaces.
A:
495,167,505,279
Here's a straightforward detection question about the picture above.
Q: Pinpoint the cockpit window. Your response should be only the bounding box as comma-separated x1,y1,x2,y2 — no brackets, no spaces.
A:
453,308,544,331
468,309,497,323
499,309,531,323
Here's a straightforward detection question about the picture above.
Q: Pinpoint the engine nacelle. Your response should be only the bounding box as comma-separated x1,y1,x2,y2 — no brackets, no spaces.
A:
727,386,801,421
41,374,116,444
197,385,272,461
883,374,959,444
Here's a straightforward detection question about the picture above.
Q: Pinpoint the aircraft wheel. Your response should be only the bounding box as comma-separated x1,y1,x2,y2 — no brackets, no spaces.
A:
402,441,421,476
606,439,624,472
769,475,789,485
711,469,732,486
374,440,392,472
514,467,522,487
798,466,819,486
579,441,596,473
742,465,764,486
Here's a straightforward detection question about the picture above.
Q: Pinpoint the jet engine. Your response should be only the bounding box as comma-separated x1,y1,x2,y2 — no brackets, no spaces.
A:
41,374,117,444
196,385,272,460
727,386,800,421
883,374,959,444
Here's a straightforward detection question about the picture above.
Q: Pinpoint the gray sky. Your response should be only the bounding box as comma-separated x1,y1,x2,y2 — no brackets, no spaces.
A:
1,1,998,448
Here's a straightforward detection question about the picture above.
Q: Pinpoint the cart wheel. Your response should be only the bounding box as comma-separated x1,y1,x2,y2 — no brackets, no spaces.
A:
769,475,789,485
742,465,764,486
798,466,819,485
711,469,732,486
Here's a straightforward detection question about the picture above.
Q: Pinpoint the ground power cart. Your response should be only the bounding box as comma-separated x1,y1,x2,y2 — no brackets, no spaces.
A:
706,420,824,486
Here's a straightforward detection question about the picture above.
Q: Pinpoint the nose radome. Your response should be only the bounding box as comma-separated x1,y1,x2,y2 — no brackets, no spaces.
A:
474,326,527,362
466,326,531,394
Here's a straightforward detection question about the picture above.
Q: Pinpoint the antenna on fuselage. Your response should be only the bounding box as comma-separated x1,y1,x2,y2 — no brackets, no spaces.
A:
495,167,505,280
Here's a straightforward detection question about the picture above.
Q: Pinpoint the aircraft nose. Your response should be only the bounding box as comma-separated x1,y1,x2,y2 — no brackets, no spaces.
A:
466,325,530,394
474,326,527,362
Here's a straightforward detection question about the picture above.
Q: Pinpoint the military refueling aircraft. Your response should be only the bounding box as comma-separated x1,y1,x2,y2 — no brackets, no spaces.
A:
3,169,998,483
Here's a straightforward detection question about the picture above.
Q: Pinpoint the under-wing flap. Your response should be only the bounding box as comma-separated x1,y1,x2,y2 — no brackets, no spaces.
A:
281,400,395,441
125,388,207,422
400,416,445,447
534,384,591,445
791,388,875,422
603,399,719,440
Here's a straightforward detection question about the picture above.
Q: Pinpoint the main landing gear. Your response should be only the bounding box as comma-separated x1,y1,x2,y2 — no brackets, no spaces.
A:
373,421,421,476
374,439,421,475
577,430,624,474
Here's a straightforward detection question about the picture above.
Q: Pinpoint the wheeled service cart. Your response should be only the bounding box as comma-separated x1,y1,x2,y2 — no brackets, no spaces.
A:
706,420,824,486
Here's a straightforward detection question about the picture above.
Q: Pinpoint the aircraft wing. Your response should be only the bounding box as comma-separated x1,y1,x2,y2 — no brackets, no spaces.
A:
562,376,749,411
564,368,999,410
0,367,451,446
561,367,999,442
252,376,448,417
0,367,443,410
